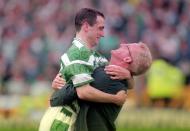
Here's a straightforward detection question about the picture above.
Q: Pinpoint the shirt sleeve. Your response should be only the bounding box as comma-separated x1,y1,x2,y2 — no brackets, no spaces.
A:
60,47,94,87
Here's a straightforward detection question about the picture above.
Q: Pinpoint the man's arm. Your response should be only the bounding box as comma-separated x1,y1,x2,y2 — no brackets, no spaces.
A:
52,73,127,106
105,65,134,89
76,84,127,106
104,65,132,80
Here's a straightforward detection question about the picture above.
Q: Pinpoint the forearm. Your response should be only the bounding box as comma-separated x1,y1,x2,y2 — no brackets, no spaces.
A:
76,84,118,103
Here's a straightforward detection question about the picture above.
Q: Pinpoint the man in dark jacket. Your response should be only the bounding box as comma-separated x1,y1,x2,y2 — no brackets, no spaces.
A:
51,43,152,131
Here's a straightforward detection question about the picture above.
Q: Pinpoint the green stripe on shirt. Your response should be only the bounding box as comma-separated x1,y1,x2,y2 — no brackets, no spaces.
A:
59,38,108,87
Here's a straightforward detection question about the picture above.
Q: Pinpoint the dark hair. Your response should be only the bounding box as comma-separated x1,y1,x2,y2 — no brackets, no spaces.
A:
75,8,104,31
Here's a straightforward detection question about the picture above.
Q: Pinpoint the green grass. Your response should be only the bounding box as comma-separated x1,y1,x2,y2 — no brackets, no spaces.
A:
1,107,190,131
117,127,190,131
0,118,38,131
116,107,190,129
0,124,189,131
0,126,189,131
0,127,37,131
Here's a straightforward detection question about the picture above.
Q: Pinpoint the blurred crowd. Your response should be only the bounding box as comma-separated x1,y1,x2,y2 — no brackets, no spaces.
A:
0,0,190,108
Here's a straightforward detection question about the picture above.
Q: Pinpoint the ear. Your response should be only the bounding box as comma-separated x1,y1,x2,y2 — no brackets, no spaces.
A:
123,57,132,63
83,22,89,32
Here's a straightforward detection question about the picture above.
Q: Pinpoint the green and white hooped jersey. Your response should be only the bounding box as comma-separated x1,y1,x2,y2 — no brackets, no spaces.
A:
59,38,108,87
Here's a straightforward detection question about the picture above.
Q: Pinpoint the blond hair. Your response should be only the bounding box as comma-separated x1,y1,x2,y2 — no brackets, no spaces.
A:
130,42,152,76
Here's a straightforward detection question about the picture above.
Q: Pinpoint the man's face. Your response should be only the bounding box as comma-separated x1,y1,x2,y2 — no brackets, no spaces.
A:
88,16,105,47
110,44,133,68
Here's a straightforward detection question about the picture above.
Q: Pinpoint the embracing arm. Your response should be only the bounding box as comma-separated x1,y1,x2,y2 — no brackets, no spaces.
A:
76,84,127,106
105,65,134,89
51,74,126,106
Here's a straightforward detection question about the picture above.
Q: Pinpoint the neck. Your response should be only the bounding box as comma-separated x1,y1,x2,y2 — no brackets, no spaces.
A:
76,32,92,49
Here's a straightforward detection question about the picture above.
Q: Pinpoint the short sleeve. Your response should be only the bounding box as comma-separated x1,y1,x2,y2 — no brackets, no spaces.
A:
60,45,94,87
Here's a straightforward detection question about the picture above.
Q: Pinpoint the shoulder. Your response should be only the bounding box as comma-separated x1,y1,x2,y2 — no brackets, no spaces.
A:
73,44,91,55
61,44,92,62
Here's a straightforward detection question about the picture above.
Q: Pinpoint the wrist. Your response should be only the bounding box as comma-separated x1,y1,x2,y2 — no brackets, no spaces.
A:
112,95,120,105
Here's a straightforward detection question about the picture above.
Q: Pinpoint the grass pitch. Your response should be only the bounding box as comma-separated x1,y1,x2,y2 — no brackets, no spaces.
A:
0,107,190,131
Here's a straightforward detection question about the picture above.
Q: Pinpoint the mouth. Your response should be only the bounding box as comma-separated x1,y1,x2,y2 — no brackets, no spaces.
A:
97,37,100,40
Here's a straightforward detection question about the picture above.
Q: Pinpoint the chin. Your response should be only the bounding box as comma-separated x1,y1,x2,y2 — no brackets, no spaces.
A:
94,41,98,46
